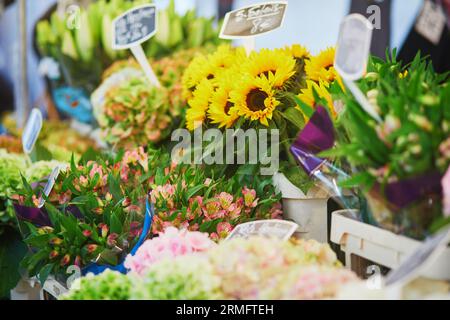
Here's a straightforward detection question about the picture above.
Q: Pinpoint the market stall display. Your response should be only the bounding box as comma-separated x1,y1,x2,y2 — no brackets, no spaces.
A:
0,1,449,302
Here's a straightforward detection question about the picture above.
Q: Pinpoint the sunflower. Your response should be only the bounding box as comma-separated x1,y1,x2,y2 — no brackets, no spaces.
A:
207,72,239,128
297,80,335,118
229,76,280,127
281,44,311,60
305,47,340,84
242,49,296,88
182,45,245,100
186,79,215,131
182,55,218,100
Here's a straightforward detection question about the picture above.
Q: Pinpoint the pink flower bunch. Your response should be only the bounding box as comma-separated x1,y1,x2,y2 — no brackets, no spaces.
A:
124,227,216,276
442,166,450,217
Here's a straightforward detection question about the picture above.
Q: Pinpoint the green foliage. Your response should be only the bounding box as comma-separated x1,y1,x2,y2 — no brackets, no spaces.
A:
336,53,450,187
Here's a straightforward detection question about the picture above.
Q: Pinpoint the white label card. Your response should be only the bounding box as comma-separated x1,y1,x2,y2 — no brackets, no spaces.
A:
335,13,373,81
220,1,288,39
385,226,450,287
22,108,43,155
112,4,157,50
415,0,446,45
226,220,298,241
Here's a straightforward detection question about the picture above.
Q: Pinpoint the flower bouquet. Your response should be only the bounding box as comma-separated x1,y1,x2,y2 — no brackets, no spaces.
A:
14,147,153,283
147,156,283,240
330,53,450,239
180,45,347,239
0,148,62,298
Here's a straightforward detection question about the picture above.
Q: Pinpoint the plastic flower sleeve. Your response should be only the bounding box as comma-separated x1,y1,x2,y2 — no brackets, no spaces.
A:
290,106,354,209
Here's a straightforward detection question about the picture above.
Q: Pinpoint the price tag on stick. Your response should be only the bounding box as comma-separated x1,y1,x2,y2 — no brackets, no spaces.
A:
385,226,450,287
38,165,65,209
220,1,288,55
226,220,298,241
22,108,43,155
112,4,160,87
335,14,382,123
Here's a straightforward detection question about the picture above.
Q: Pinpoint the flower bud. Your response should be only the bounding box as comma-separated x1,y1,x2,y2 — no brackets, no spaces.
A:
49,250,59,259
101,224,109,238
60,254,71,266
86,244,98,254
105,193,113,202
49,238,63,246
107,233,119,247
82,230,92,238
364,72,379,82
74,255,82,267
38,226,54,235
122,197,131,207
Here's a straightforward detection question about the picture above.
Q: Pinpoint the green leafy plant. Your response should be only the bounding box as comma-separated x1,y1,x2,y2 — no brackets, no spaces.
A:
16,148,153,283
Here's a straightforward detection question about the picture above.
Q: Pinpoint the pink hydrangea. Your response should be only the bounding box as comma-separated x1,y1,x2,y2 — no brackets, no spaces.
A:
442,167,450,217
124,227,216,276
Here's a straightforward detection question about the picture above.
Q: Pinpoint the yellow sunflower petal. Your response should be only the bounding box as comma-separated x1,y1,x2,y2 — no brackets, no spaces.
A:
306,47,340,84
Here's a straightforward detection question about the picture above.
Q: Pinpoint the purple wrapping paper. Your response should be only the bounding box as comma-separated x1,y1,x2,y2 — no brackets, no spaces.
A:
13,204,51,227
290,106,335,175
376,172,442,209
14,203,84,227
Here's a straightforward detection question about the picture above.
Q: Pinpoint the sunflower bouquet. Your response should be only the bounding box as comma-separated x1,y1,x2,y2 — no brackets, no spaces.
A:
330,53,450,239
181,44,342,193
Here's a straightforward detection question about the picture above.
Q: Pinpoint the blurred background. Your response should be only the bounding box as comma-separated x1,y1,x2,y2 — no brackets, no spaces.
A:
0,0,449,128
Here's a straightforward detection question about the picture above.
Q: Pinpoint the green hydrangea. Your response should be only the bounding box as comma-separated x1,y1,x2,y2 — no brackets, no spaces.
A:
25,160,64,184
60,270,132,300
131,256,223,300
0,149,27,198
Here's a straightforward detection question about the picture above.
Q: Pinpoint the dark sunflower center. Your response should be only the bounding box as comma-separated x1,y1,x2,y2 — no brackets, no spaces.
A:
246,89,268,112
207,74,215,80
224,101,233,115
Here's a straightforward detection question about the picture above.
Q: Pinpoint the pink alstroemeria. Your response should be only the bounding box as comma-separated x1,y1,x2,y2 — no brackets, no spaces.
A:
242,187,258,208
203,201,225,220
218,192,234,210
217,222,233,238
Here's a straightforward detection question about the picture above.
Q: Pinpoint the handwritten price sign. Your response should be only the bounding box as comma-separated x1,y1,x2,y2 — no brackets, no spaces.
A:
220,1,288,39
112,4,157,50
112,4,160,87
